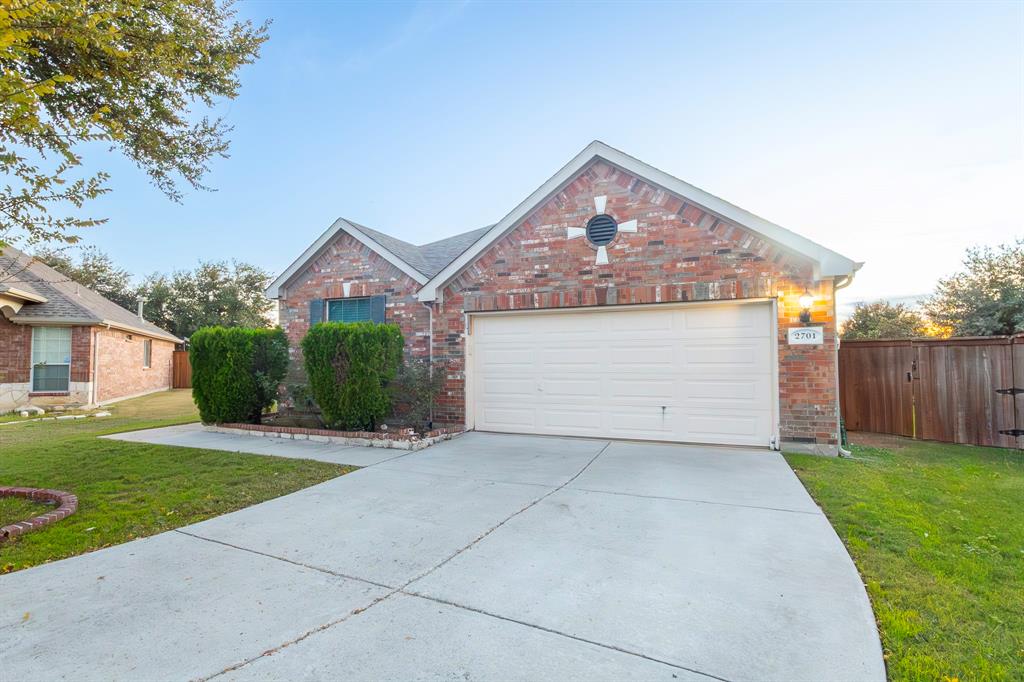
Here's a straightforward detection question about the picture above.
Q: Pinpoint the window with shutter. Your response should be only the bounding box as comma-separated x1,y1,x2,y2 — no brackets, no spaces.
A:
327,297,372,322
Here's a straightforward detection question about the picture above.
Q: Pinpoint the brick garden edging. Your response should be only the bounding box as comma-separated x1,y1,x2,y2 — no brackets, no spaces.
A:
205,423,465,451
0,487,78,542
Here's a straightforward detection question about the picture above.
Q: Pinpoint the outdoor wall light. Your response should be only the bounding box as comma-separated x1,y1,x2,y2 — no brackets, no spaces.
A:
798,290,814,324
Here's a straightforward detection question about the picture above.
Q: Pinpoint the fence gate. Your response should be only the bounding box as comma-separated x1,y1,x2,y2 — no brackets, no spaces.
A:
839,335,1023,449
172,351,192,389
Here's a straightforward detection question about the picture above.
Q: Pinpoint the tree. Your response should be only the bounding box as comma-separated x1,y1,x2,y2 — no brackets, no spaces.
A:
33,245,136,311
0,0,268,247
137,260,273,339
924,239,1024,337
840,302,929,340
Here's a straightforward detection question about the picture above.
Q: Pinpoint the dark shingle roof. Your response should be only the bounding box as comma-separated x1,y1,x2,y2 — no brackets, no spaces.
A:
349,222,492,279
0,245,181,342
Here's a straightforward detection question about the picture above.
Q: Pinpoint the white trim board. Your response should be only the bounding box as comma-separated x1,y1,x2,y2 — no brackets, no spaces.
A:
265,141,861,303
266,218,428,299
419,141,860,301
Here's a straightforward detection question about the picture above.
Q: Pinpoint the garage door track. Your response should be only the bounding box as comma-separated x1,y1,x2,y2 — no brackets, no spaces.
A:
1,432,884,681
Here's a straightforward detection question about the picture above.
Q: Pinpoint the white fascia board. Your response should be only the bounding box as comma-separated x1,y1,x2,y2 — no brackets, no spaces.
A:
417,141,860,302
0,286,48,303
11,316,182,343
266,218,428,299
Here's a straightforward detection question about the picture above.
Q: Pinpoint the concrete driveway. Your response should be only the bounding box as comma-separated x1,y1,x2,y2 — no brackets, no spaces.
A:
2,431,884,681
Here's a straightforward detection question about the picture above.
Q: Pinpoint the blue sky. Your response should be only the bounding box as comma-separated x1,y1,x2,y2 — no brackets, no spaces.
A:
69,0,1022,307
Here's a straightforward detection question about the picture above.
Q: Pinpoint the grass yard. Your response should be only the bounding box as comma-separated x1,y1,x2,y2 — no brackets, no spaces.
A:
0,390,351,573
786,437,1023,682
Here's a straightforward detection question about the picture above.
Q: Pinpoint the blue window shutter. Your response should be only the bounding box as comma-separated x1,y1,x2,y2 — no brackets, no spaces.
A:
370,295,386,323
309,298,323,326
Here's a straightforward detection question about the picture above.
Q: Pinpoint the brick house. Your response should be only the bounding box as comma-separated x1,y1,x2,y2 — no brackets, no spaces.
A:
0,245,181,413
267,142,860,454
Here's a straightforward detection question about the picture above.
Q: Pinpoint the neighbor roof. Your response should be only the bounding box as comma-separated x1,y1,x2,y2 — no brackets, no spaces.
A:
266,140,860,302
0,245,182,342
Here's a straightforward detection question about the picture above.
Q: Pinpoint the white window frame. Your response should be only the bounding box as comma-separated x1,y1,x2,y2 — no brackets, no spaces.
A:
143,339,152,368
30,326,72,393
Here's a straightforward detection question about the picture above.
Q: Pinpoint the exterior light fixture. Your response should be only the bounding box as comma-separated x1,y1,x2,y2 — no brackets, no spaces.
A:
798,291,814,324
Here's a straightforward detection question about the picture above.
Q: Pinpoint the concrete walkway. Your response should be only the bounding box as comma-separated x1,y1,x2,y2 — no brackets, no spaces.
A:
104,422,404,466
2,431,885,681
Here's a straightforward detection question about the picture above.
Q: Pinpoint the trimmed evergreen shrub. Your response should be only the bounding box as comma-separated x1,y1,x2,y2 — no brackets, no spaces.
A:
302,322,404,431
190,326,289,424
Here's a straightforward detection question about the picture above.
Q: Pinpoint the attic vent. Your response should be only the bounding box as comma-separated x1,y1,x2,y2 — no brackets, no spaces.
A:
586,214,618,246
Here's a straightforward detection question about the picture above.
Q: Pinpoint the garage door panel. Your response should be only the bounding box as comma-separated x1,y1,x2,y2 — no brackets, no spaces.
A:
541,408,603,431
540,378,602,400
480,377,536,399
479,346,535,370
609,378,675,401
541,346,604,368
682,304,771,336
472,303,775,446
477,406,536,430
686,411,771,443
681,377,771,405
680,341,772,373
605,407,676,436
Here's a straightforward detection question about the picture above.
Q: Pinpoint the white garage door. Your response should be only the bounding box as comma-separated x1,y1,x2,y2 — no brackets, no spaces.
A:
469,302,776,446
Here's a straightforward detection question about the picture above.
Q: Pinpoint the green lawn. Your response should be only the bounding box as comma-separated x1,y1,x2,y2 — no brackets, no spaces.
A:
0,390,351,572
786,437,1023,682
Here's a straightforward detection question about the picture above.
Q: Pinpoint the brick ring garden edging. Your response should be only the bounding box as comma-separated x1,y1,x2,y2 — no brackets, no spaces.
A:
0,487,78,543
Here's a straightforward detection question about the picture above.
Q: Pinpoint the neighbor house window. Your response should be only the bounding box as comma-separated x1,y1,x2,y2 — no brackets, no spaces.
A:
327,297,372,323
143,339,152,368
31,327,71,392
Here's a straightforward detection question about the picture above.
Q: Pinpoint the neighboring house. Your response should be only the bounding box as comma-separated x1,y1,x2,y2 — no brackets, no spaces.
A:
267,141,861,455
0,245,182,412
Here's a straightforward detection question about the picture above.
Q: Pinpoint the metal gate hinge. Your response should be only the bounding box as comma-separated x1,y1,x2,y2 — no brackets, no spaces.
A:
995,387,1024,396
998,429,1024,437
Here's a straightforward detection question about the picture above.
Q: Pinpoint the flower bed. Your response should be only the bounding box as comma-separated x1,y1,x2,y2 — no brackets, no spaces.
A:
0,487,78,542
205,422,464,451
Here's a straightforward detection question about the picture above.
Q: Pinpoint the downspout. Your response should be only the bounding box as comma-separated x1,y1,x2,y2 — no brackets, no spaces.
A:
420,300,435,429
833,274,856,456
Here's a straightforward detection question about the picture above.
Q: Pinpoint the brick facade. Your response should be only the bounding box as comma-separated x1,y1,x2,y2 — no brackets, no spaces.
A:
277,160,842,453
94,328,175,403
0,316,30,383
277,232,428,383
0,319,175,412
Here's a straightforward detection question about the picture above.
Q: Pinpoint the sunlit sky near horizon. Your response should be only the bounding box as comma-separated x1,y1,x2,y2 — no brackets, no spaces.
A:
47,1,1024,311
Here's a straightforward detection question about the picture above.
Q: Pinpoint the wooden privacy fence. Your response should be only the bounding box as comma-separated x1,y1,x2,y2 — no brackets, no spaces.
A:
172,350,192,389
839,335,1024,449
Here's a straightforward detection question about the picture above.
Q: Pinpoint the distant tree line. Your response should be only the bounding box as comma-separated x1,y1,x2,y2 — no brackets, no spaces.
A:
34,246,273,339
841,239,1023,340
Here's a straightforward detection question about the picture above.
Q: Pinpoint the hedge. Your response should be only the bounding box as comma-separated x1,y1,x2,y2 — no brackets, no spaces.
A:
302,322,404,431
190,326,289,424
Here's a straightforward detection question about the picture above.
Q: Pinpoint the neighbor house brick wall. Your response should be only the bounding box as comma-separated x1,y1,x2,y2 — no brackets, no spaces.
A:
94,329,174,403
70,326,93,384
430,160,839,450
276,232,428,382
0,315,30,383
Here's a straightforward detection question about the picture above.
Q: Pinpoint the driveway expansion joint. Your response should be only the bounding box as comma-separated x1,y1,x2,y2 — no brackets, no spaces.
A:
199,441,616,680
396,588,732,682
568,486,824,516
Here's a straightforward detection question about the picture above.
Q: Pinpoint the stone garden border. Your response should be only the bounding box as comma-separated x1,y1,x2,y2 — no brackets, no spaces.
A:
205,423,465,451
0,487,78,542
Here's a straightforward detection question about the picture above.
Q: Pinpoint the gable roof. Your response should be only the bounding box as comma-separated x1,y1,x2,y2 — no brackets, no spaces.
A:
0,245,182,342
267,141,860,302
265,218,492,298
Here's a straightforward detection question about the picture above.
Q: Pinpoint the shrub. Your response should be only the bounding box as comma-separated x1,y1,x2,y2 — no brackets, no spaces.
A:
190,327,288,424
302,322,404,431
388,358,444,430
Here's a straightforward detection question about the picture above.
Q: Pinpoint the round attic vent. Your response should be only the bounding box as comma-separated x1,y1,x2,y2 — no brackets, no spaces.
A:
585,214,618,246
